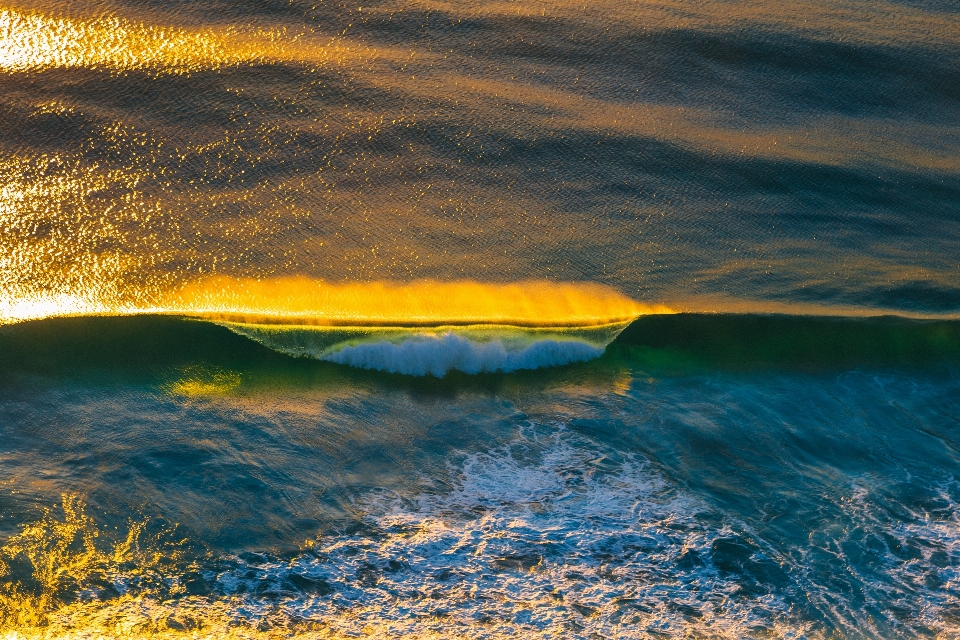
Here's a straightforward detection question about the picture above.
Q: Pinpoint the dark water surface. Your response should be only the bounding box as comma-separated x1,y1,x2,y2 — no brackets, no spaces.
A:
1,0,960,637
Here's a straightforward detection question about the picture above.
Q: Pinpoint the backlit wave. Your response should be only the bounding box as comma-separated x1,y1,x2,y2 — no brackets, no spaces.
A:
166,277,666,327
0,273,665,327
0,278,660,374
168,278,660,374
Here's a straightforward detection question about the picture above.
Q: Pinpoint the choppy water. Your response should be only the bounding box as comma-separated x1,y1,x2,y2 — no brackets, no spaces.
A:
1,0,959,637
1,316,958,637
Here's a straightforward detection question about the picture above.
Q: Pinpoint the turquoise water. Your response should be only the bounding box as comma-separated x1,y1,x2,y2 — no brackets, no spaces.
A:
2,0,960,636
1,315,959,636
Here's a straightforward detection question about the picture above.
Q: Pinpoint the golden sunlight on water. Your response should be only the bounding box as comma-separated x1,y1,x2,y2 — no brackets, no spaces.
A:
0,269,668,327
162,365,243,397
164,277,670,327
0,153,148,324
0,494,346,639
0,6,386,74
2,4,954,173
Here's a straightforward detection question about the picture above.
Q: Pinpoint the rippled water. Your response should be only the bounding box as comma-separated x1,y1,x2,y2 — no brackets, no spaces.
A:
3,0,959,317
1,0,959,637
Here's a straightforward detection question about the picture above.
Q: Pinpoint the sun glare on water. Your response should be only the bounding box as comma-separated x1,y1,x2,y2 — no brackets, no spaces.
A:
0,6,388,74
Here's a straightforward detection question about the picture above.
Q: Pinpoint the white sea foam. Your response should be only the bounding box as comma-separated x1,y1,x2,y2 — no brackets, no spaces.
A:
321,332,603,376
203,424,805,639
9,421,959,638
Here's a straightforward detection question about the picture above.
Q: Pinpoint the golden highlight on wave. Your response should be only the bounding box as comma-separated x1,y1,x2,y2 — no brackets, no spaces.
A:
0,494,366,639
0,272,669,327
0,494,186,634
163,277,670,327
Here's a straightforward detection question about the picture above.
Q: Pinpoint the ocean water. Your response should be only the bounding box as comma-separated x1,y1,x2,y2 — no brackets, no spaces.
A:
1,0,960,637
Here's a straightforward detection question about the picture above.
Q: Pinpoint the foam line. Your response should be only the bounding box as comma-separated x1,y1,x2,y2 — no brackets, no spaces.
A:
322,332,603,376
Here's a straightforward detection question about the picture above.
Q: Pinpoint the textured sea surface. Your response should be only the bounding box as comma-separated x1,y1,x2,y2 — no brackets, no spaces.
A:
1,0,959,638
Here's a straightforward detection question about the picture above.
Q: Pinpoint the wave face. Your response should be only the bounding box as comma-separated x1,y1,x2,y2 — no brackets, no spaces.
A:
1,314,958,381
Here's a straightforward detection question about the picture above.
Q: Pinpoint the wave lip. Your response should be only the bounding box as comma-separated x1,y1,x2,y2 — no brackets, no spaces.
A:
323,331,604,376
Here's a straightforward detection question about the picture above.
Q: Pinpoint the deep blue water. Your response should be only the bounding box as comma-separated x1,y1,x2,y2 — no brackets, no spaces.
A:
0,315,958,637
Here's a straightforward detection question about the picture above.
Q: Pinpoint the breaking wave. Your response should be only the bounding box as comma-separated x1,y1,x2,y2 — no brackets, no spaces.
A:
321,332,603,376
2,313,960,384
217,320,630,377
